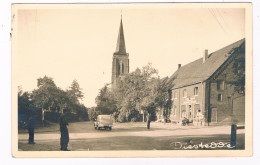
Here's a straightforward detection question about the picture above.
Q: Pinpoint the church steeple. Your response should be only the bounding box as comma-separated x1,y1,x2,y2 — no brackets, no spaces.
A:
114,17,126,55
111,15,130,89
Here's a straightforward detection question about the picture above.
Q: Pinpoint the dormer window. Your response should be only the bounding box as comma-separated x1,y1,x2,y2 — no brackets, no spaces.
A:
174,91,178,99
217,81,225,90
194,87,198,96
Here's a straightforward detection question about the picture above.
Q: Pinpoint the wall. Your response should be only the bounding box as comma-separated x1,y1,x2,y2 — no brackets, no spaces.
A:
208,52,245,125
170,83,204,123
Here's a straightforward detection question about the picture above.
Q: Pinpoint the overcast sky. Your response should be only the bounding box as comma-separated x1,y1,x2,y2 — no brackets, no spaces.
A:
13,4,245,107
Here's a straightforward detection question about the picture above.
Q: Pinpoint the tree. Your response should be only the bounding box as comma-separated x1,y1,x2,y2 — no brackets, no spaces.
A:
55,88,72,113
20,76,88,125
152,77,174,120
229,46,245,94
18,86,35,121
113,64,162,127
37,75,56,88
31,76,59,125
88,107,98,121
31,76,58,111
67,79,84,104
95,85,117,115
113,65,157,122
115,63,174,128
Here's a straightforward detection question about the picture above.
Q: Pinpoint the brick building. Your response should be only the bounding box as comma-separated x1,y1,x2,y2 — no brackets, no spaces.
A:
168,39,245,126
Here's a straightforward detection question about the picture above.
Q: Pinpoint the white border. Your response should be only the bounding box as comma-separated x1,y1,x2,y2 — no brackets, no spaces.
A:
1,0,260,164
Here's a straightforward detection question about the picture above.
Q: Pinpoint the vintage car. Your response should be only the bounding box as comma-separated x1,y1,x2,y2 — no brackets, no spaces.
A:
94,115,113,130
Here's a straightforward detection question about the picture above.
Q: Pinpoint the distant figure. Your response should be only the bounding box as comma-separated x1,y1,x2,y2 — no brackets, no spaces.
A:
196,110,204,126
182,117,189,126
147,113,151,129
27,117,35,144
59,114,70,151
42,110,45,127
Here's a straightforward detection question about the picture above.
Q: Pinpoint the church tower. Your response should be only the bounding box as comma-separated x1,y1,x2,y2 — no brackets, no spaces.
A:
111,16,129,89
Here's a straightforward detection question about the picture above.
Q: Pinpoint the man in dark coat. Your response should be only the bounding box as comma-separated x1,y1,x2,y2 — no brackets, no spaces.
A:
147,113,151,129
59,114,70,151
27,117,35,144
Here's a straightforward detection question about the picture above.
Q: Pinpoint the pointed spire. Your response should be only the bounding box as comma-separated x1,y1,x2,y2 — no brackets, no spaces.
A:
115,15,126,55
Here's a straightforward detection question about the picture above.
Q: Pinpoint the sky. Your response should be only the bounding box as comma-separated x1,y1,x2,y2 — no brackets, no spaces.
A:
13,4,245,107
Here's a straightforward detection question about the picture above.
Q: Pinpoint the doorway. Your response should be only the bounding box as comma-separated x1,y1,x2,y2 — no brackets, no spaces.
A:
211,108,218,122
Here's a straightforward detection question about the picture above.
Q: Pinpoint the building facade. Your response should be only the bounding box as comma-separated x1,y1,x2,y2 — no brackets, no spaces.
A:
111,18,129,89
169,39,245,126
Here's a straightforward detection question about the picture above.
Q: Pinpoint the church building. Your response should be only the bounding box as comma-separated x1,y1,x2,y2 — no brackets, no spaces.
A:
111,17,130,89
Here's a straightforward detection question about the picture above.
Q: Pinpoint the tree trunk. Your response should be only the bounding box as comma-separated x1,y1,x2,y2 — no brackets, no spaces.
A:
41,108,45,127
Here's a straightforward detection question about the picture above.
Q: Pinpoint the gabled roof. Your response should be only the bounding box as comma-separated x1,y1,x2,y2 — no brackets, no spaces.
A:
114,18,127,55
169,38,245,89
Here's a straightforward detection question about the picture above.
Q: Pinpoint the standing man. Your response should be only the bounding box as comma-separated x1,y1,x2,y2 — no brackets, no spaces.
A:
27,117,35,144
197,109,204,126
42,109,45,127
59,113,70,151
147,113,151,129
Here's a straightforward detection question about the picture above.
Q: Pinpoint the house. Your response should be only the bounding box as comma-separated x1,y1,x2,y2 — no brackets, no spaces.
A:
168,39,245,126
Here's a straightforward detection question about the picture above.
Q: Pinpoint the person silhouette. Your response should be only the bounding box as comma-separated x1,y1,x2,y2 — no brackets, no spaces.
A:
59,113,70,151
27,117,35,144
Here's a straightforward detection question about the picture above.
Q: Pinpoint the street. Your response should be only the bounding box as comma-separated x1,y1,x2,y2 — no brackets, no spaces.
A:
18,122,245,151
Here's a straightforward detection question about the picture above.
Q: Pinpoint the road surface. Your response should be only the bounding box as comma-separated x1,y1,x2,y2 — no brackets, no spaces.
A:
18,121,245,151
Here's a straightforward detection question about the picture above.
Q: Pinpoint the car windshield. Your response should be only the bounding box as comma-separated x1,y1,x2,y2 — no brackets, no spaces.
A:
101,116,110,121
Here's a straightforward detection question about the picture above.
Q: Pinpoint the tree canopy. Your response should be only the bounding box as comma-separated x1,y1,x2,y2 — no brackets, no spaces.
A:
95,64,174,124
227,45,245,94
18,76,88,123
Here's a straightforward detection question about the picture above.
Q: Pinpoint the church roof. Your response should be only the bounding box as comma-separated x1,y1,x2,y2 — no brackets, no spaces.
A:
169,38,245,89
114,18,127,55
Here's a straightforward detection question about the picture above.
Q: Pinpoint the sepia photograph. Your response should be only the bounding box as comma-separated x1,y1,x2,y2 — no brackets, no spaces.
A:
11,3,252,157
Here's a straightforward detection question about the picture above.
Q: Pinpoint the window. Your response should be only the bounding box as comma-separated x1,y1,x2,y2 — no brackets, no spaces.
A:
217,94,223,101
173,106,177,116
174,91,178,99
122,63,124,74
194,87,198,96
217,81,225,90
181,105,186,118
194,104,200,112
116,59,120,77
183,89,187,97
227,96,231,104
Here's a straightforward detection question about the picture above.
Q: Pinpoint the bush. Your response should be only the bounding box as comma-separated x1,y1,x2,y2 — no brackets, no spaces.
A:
64,112,79,122
130,117,137,122
44,111,60,123
128,110,142,122
118,112,127,123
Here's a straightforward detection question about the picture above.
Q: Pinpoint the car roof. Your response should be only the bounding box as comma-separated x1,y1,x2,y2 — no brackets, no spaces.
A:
98,115,111,117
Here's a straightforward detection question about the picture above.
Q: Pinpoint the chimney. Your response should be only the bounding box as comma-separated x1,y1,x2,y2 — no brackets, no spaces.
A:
178,64,181,69
203,49,208,63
